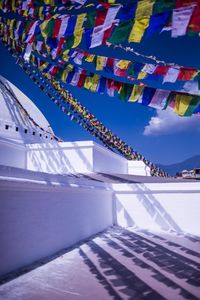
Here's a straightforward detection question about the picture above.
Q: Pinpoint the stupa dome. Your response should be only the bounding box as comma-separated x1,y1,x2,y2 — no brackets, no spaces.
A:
0,75,54,144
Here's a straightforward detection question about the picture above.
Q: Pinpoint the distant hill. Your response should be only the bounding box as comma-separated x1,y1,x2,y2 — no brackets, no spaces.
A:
158,155,200,176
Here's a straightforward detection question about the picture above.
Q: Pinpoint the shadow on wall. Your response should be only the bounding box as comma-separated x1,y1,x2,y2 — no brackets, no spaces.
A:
112,183,185,234
27,142,93,174
79,227,200,299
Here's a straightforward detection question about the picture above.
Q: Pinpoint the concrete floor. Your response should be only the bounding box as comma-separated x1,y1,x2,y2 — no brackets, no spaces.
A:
0,227,200,300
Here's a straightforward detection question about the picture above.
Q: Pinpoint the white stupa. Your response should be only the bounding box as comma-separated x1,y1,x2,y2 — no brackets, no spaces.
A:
0,75,149,175
0,75,54,144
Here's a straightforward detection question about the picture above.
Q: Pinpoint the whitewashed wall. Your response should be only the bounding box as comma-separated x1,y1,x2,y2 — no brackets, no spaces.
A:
26,141,128,174
0,167,200,278
0,138,26,169
93,143,127,174
26,141,94,173
128,161,151,176
112,182,200,235
0,178,113,277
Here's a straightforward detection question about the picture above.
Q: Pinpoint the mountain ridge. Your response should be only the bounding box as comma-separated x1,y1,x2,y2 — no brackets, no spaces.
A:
158,155,200,176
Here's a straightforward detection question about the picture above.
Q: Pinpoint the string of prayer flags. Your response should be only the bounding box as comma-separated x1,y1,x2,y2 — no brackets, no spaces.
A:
2,36,168,177
3,0,200,48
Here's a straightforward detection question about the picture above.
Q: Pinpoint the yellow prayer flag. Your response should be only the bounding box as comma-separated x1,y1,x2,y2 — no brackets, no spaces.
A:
128,85,144,102
72,13,86,48
9,19,15,39
90,74,99,92
39,62,49,71
174,94,193,116
96,56,105,71
128,0,154,43
43,0,55,5
135,0,155,18
85,54,95,62
11,0,15,11
40,19,51,40
39,7,44,20
84,77,93,90
137,71,147,80
66,64,74,72
116,60,130,70
61,69,69,82
62,49,70,62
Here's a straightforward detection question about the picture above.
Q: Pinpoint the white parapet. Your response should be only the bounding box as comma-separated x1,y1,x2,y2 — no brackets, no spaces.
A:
0,135,150,176
127,160,151,176
0,172,113,277
112,181,200,235
0,165,200,278
26,140,128,174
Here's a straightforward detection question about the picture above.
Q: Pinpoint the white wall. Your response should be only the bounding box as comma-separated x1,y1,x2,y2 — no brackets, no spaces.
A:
0,166,200,278
128,161,151,176
112,182,200,235
26,141,94,174
0,137,26,169
93,143,127,174
26,141,128,174
0,178,113,277
0,136,149,176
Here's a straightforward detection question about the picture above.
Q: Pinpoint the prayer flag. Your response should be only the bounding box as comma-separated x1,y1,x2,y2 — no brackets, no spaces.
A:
119,84,132,101
188,4,200,31
153,66,169,76
96,56,107,70
178,68,198,80
72,13,86,48
97,77,106,94
174,94,194,116
106,79,115,97
182,81,200,95
128,85,144,102
142,64,156,74
128,0,155,43
90,6,120,48
108,21,133,44
144,12,170,38
172,5,196,37
163,67,180,83
149,90,170,109
139,86,156,106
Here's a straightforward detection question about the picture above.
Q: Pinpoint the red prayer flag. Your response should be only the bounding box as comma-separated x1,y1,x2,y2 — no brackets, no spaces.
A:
153,66,169,76
52,18,62,38
77,70,87,87
177,68,197,80
176,0,198,8
188,4,200,31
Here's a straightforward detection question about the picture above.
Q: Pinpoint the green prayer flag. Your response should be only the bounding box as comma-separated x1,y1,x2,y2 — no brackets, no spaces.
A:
153,0,174,15
108,21,133,44
119,83,132,101
184,96,200,116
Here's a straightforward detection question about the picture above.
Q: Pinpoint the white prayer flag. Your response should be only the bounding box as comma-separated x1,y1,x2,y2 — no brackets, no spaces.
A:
163,67,180,83
149,90,170,109
24,21,39,43
181,81,200,95
73,52,84,65
172,5,196,38
142,64,157,74
58,17,69,38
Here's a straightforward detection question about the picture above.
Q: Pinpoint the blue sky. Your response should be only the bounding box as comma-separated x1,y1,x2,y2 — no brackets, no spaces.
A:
1,28,200,165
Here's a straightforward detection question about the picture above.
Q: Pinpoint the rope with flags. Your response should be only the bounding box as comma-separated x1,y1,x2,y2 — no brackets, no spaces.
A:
1,0,200,176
